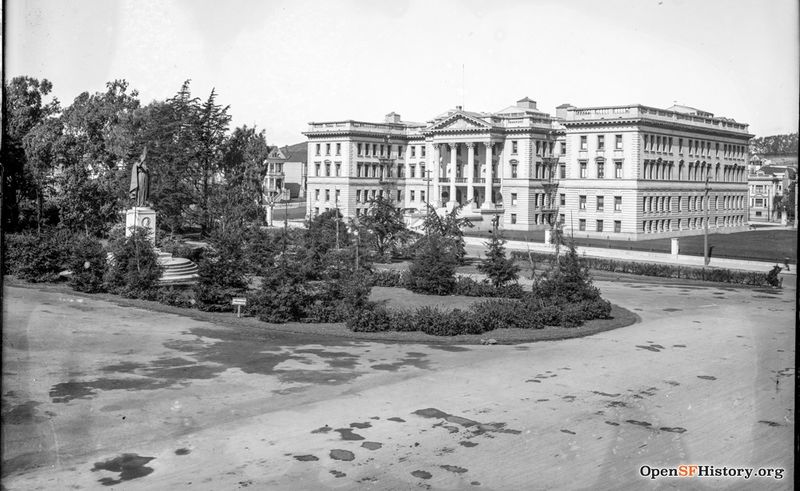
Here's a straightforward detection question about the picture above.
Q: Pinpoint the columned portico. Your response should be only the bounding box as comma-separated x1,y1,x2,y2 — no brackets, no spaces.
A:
448,143,458,208
466,143,475,203
483,143,493,209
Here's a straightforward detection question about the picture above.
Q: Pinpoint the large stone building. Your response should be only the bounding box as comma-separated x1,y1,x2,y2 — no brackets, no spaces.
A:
560,104,752,239
747,165,796,222
304,99,752,240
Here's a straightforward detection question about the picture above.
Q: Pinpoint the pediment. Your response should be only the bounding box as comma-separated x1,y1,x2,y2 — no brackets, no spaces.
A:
428,113,493,132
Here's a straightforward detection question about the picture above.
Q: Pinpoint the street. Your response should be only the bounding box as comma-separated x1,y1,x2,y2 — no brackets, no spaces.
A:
2,278,795,490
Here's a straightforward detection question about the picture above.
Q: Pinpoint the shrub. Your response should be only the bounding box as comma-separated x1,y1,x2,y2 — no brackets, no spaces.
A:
3,229,72,282
67,235,107,293
452,276,526,299
157,287,195,308
370,269,409,288
408,234,457,295
104,227,163,299
477,231,520,287
347,306,392,332
194,228,249,312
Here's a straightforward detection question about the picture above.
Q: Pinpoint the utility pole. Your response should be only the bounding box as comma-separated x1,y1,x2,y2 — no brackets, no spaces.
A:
704,175,710,266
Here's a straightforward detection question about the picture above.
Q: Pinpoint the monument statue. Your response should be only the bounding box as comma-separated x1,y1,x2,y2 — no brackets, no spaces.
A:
129,147,150,207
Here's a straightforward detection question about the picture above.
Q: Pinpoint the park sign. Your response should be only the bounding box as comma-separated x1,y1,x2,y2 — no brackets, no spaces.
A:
231,297,247,317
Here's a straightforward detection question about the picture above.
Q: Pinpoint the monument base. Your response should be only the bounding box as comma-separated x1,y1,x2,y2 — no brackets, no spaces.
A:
126,207,156,245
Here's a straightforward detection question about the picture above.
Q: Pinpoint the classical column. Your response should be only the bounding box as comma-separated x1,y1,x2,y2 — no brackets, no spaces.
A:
483,142,493,208
431,142,440,207
448,143,458,206
466,142,475,204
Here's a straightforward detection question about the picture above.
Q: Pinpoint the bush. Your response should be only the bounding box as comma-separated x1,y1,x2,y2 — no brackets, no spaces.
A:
157,287,195,308
765,265,783,288
452,276,526,299
407,234,457,295
104,227,163,299
67,235,107,293
194,228,249,312
477,231,520,287
3,229,72,282
347,306,392,332
370,269,409,288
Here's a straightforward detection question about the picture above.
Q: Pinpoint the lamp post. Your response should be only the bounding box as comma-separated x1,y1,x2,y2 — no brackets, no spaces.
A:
704,175,711,266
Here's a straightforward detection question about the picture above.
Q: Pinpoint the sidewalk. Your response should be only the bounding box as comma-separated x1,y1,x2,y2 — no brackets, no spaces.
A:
463,236,797,275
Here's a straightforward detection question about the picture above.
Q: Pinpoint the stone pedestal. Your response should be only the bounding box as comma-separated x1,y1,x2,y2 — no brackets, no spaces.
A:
671,238,680,256
125,207,156,246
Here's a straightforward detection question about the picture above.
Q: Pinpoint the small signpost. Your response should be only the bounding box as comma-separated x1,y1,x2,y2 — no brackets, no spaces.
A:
231,297,247,318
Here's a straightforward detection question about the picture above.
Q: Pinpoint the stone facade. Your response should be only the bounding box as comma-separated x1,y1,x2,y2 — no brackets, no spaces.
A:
305,100,752,240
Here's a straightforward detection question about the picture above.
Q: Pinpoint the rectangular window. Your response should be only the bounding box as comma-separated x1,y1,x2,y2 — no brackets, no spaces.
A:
597,161,605,179
315,163,321,176
356,190,361,203
678,138,683,153
365,144,370,156
596,220,604,232
410,165,416,178
511,164,518,178
325,143,331,155
512,141,518,154
410,190,415,201
397,190,401,201
325,189,330,201
597,196,604,211
325,163,331,176
560,193,565,206
580,135,588,151
398,145,403,158
579,195,586,210
335,143,341,155
559,164,566,179
511,214,517,224
580,162,587,178
597,135,605,150
615,162,622,179
614,196,622,211
421,146,426,157
614,220,621,233
335,189,340,202
535,141,541,156
411,146,416,158
420,165,426,177
335,163,341,177
357,143,363,156
579,219,586,231
511,193,517,206
316,143,321,156
421,190,426,202
560,143,566,155
615,134,623,150
315,189,320,201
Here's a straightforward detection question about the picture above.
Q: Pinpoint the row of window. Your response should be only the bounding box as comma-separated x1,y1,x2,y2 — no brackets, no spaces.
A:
313,162,342,177
575,219,624,233
642,160,745,182
576,161,625,179
313,188,341,203
643,134,746,159
508,193,554,208
641,215,745,233
643,195,745,213
578,195,624,212
579,134,624,151
509,140,564,157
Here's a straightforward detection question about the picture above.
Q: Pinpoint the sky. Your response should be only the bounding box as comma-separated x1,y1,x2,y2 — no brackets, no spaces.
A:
6,0,799,145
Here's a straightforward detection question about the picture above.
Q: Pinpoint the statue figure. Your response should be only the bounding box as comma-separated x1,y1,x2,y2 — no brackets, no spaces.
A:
129,147,150,207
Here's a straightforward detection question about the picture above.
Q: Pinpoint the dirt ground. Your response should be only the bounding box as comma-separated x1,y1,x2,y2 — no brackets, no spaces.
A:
2,277,795,490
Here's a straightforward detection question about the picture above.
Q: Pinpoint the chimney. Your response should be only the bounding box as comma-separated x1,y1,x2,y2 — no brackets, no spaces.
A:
385,112,401,124
456,105,463,111
556,103,575,120
516,97,537,110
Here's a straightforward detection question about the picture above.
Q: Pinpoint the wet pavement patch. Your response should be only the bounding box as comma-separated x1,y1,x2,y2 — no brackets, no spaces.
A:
293,454,319,461
361,441,382,450
636,345,662,352
2,401,44,425
174,448,191,456
411,470,432,479
91,454,155,486
335,428,365,441
330,470,346,478
659,427,687,433
459,440,478,447
277,370,361,385
605,421,620,426
626,420,652,427
330,449,355,461
560,429,576,435
293,349,359,370
370,355,430,371
350,422,372,429
662,308,682,312
672,344,686,348
413,408,521,436
427,344,470,352
664,380,680,386
525,379,542,383
387,417,405,423
311,425,332,434
697,375,717,381
49,378,172,403
562,395,576,402
758,420,782,427
592,391,621,398
100,362,147,373
441,465,468,473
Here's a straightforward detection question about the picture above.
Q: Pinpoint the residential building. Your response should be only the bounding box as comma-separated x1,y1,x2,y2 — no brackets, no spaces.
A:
559,104,751,239
747,165,797,222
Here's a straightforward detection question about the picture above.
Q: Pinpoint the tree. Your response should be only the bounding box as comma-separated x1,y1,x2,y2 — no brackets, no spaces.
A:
359,194,408,259
194,226,249,311
477,230,519,288
105,227,163,298
191,88,231,234
2,76,60,231
783,183,796,221
422,202,474,264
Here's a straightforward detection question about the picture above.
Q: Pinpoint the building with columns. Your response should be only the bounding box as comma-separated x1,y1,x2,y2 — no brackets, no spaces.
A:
559,104,752,239
304,99,752,239
304,98,565,231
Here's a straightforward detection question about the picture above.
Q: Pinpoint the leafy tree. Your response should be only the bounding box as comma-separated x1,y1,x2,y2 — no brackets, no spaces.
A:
105,227,163,298
408,232,457,295
782,184,795,220
54,164,119,236
194,226,249,311
534,240,600,304
477,230,519,288
2,76,60,231
192,88,231,234
359,194,408,259
67,235,107,293
422,202,473,264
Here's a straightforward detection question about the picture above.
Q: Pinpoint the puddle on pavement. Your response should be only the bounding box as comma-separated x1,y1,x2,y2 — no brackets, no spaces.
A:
387,417,405,423
662,308,682,312
330,449,355,461
411,470,432,479
525,379,541,383
2,401,45,425
91,454,155,486
335,428,365,440
293,349,359,369
697,375,717,381
293,454,319,461
412,408,521,435
330,470,346,478
427,345,470,352
361,441,382,450
605,421,620,426
441,465,468,473
664,380,680,386
560,429,576,435
50,379,172,403
606,400,627,408
100,362,147,373
659,427,687,433
174,448,191,455
626,420,652,428
592,391,621,398
311,425,332,434
459,440,478,447
350,422,372,429
636,345,663,352
758,420,782,427
370,355,430,372
672,344,686,348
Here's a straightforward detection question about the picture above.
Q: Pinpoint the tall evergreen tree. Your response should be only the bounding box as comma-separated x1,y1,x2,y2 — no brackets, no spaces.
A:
477,230,519,288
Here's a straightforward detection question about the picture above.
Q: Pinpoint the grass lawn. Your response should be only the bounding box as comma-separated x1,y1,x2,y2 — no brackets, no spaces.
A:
466,228,797,262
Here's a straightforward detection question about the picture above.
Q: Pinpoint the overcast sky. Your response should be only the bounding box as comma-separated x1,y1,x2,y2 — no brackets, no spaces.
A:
6,0,799,145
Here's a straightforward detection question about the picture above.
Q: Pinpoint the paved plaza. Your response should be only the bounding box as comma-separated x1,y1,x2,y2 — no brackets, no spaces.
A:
2,277,794,490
